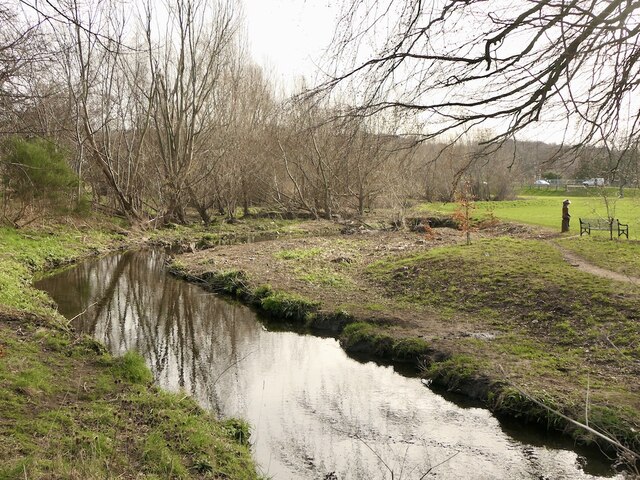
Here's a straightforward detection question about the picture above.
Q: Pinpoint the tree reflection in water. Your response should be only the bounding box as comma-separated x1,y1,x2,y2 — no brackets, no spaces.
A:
38,251,261,416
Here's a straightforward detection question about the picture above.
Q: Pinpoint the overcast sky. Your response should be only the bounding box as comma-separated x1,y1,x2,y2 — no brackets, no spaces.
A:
242,1,340,93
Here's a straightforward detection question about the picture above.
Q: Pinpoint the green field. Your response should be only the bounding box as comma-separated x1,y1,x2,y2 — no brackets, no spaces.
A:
421,192,640,239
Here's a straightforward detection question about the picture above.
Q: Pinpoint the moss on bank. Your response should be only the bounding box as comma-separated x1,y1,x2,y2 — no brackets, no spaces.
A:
0,225,259,479
339,322,431,362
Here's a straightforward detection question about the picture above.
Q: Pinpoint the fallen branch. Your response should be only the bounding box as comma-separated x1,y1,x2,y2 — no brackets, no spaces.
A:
499,365,639,461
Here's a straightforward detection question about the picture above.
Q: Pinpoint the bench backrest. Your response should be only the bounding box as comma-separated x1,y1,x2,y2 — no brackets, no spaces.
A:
580,218,611,227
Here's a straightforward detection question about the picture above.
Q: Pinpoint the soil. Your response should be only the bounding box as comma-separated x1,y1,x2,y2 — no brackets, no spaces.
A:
179,224,504,342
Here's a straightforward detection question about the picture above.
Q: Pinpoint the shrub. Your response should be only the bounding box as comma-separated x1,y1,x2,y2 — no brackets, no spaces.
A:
1,137,79,223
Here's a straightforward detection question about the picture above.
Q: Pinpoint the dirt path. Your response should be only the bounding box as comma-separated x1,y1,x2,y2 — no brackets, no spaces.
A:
553,242,640,284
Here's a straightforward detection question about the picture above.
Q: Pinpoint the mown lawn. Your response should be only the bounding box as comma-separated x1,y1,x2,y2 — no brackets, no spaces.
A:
420,192,640,238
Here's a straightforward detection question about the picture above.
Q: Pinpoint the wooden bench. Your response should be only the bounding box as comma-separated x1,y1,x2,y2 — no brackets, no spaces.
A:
579,218,629,239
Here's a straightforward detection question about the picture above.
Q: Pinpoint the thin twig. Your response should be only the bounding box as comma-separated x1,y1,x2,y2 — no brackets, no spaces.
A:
585,373,590,428
419,451,460,479
212,349,255,386
605,335,624,356
66,301,99,324
352,432,394,479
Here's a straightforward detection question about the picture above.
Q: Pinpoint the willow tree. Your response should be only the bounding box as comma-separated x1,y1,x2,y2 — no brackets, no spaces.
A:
144,0,239,224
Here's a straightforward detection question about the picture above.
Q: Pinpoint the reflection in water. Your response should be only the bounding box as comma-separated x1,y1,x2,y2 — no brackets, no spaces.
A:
36,251,621,480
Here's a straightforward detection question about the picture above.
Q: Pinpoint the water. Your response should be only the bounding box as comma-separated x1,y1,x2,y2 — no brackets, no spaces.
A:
36,250,622,479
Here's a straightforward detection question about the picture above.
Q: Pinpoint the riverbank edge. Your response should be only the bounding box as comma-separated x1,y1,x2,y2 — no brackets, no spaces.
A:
167,263,640,462
0,227,261,479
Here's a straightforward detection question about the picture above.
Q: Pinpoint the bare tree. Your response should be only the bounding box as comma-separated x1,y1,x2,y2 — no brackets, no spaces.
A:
318,0,640,153
145,0,239,224
274,101,347,220
51,0,153,220
187,55,275,221
0,3,48,136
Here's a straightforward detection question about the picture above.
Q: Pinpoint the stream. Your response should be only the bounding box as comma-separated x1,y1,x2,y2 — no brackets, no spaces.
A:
35,249,623,479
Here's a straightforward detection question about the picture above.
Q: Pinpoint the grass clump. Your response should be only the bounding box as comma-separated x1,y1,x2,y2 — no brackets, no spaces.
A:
424,354,486,386
260,291,320,322
489,386,566,430
202,270,249,296
340,322,430,361
111,351,153,384
340,322,393,356
223,418,251,447
392,337,431,361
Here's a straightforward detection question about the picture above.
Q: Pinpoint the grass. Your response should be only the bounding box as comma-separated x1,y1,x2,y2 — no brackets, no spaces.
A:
259,291,320,322
340,322,431,362
147,215,326,249
0,324,256,479
0,225,118,316
558,236,640,277
273,244,355,288
368,237,640,349
0,323,258,479
420,193,640,238
420,189,640,293
0,223,260,479
274,246,323,260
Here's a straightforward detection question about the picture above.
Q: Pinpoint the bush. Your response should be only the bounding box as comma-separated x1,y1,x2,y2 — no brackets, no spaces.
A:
1,137,79,223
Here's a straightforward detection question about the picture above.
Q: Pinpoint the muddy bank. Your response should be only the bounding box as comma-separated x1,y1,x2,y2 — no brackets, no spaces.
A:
169,227,640,464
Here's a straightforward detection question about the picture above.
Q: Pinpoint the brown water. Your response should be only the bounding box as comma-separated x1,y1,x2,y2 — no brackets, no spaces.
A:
36,250,623,479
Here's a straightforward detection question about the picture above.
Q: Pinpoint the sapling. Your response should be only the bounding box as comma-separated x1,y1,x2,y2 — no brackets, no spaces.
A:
453,178,476,245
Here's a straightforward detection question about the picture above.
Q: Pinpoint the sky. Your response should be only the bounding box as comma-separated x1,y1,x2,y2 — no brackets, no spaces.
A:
238,1,617,145
242,0,341,93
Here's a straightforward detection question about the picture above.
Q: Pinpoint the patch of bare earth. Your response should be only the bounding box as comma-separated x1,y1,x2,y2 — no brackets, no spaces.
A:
178,225,532,345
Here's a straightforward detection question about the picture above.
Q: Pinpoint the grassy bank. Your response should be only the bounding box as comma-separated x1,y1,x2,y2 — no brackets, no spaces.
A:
0,223,260,479
172,228,640,459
